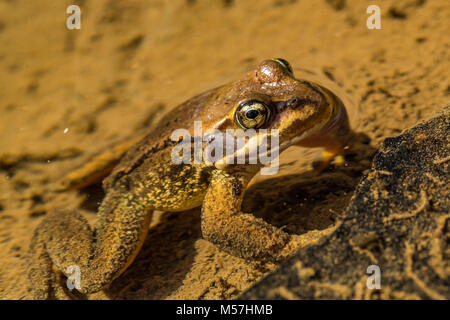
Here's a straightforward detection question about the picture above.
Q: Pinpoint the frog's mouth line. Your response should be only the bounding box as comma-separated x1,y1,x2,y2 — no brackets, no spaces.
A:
282,82,346,149
209,130,280,170
273,96,334,150
280,114,331,151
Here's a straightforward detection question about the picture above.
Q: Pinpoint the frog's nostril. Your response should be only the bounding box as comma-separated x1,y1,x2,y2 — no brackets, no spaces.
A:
287,97,300,107
275,97,318,112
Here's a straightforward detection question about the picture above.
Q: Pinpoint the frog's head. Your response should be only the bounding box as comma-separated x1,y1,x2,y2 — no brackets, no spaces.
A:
199,58,349,172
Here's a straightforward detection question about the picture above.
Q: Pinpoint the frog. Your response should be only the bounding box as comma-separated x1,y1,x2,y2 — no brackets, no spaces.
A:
27,58,354,299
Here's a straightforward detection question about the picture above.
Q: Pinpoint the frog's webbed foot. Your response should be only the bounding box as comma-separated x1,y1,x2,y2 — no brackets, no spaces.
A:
27,211,94,299
201,170,313,262
27,192,153,299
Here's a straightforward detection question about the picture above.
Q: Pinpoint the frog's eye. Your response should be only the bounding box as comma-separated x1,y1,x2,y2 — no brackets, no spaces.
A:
235,100,271,129
272,58,293,74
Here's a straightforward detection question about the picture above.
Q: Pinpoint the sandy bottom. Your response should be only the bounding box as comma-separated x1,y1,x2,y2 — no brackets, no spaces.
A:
0,0,448,299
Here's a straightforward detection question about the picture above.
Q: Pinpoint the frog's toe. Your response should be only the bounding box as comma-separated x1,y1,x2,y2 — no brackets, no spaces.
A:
27,222,54,299
28,223,72,299
27,210,96,299
312,150,347,172
276,229,334,261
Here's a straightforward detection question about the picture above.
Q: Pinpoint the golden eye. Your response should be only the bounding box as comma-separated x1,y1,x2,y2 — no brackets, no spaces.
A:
272,58,293,74
235,100,271,129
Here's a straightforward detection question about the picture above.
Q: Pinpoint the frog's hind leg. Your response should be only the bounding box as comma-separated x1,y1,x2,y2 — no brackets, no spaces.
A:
58,134,144,191
27,211,94,299
27,194,153,299
28,224,59,300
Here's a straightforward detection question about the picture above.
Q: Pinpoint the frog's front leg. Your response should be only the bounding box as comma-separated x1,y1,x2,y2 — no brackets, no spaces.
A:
27,189,153,299
201,170,301,262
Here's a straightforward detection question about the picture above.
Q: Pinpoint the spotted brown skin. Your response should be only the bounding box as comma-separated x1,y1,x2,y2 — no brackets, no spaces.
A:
28,59,354,299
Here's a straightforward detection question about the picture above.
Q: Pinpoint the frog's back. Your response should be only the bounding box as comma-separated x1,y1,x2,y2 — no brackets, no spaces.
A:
101,88,217,210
